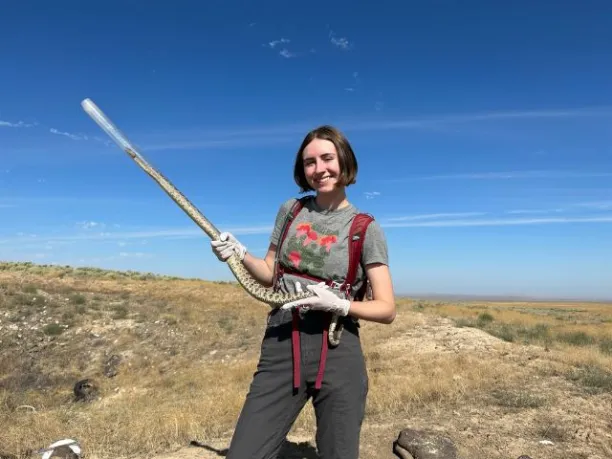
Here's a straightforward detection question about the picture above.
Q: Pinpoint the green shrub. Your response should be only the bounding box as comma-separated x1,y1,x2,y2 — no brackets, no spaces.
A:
43,323,64,336
557,331,595,347
477,312,494,325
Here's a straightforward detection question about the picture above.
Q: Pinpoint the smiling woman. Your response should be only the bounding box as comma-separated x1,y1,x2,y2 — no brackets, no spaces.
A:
209,124,396,459
294,125,358,204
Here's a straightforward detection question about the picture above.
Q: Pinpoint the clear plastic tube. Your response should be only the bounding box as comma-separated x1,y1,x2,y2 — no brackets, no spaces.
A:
80,98,141,158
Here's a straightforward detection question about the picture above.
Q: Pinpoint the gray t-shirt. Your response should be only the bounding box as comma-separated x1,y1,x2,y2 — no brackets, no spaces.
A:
270,196,389,299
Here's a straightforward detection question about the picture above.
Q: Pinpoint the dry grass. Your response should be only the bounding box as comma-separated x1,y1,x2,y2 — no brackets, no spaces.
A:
410,298,612,357
1,261,612,459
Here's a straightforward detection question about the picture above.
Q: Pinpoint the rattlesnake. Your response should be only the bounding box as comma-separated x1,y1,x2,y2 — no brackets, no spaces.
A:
81,98,344,345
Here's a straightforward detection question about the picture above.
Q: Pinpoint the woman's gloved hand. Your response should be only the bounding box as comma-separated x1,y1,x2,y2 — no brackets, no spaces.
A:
210,232,247,262
281,281,351,316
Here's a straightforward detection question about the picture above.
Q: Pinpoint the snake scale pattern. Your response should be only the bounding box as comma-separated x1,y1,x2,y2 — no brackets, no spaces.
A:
81,98,344,346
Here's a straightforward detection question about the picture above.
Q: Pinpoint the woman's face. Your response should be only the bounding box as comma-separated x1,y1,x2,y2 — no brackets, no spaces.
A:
302,138,342,193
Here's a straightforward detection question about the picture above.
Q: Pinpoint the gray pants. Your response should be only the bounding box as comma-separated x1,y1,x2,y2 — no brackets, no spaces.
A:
226,308,369,459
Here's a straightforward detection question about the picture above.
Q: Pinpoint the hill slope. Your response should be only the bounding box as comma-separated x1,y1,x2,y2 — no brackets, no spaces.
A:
1,261,611,459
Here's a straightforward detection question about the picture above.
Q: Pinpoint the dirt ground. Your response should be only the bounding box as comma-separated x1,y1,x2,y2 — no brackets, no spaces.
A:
141,315,612,459
2,264,609,459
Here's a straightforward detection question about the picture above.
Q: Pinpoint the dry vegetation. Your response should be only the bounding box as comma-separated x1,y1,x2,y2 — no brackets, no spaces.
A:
0,261,611,459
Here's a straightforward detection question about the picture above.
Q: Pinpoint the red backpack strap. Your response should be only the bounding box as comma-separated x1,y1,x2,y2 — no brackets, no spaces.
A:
273,196,310,289
343,213,374,300
272,196,310,391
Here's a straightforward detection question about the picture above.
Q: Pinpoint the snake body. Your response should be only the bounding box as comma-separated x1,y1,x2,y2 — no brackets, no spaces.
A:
80,98,344,346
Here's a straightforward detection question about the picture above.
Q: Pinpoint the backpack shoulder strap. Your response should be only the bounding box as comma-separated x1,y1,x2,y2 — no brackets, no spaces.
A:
344,212,374,300
278,196,311,249
272,196,311,288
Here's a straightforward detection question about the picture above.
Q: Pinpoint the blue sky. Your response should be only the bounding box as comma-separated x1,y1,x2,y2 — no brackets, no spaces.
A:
1,1,612,300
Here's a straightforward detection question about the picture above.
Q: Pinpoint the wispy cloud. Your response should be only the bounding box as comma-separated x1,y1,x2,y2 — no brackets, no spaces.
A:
0,196,155,206
503,202,612,214
7,212,612,247
266,38,290,48
385,212,486,221
380,215,612,228
364,191,381,200
352,106,612,132
76,220,107,230
0,224,274,245
279,49,295,58
0,120,35,128
505,208,565,215
380,202,612,227
573,200,612,210
144,135,296,151
141,106,612,151
48,127,111,146
430,107,607,122
50,128,88,141
264,38,296,58
329,30,351,50
388,170,612,182
3,202,612,250
383,201,612,224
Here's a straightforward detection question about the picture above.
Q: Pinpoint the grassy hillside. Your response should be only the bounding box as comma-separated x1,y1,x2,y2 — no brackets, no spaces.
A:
1,261,611,459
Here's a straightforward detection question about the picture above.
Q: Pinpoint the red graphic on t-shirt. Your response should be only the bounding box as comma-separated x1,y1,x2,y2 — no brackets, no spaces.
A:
296,223,311,237
288,250,302,268
319,235,338,252
283,220,340,277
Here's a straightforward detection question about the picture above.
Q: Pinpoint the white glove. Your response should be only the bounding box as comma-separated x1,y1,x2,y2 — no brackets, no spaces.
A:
210,232,247,262
281,281,351,316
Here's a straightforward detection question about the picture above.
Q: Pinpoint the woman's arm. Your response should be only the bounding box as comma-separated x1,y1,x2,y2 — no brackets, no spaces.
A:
347,263,396,324
241,244,278,287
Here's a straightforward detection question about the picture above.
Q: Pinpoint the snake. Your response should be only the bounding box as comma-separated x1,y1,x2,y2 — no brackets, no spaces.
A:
80,98,344,346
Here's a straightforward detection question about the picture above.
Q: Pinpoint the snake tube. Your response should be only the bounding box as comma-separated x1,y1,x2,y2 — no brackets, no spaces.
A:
80,98,344,345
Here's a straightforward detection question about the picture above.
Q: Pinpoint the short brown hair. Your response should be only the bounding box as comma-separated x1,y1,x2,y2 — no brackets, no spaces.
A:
293,125,358,193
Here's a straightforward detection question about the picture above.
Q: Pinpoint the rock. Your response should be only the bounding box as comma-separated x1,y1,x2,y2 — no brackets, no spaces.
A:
42,445,79,459
73,378,99,402
393,428,458,459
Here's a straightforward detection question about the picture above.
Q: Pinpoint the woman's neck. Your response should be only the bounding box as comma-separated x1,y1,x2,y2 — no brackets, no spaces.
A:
315,189,349,211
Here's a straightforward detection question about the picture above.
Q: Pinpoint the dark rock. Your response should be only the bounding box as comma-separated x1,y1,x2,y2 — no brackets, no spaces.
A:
44,445,79,459
393,428,458,459
73,378,98,402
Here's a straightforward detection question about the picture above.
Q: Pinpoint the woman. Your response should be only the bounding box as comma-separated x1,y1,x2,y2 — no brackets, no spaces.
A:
210,125,396,459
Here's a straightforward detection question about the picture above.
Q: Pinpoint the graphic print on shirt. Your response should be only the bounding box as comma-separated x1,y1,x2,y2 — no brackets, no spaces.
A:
283,221,339,278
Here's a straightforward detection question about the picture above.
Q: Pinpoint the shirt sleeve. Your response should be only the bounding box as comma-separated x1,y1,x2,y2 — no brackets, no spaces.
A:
362,219,389,266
